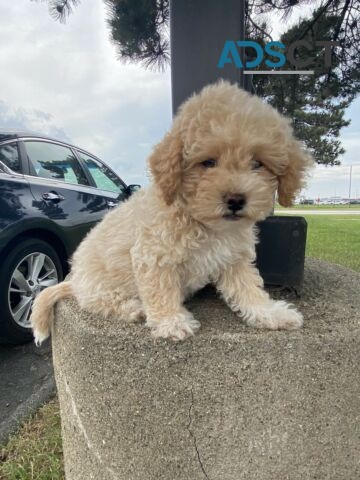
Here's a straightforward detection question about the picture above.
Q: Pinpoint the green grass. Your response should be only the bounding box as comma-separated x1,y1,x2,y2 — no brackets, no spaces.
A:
0,213,359,479
304,214,360,272
0,400,64,480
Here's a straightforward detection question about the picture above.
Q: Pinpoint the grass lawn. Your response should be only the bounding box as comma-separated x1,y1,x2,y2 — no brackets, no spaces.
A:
0,400,64,480
303,214,359,272
0,214,359,480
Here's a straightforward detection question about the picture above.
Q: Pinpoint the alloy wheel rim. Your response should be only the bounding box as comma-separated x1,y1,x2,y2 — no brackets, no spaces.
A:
8,252,59,328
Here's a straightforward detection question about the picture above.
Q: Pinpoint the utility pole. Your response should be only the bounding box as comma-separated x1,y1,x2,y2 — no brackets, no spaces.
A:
349,165,353,199
170,0,248,114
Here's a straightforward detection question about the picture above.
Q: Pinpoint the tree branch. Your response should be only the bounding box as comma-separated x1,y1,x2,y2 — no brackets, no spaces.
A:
247,14,273,41
333,0,352,42
298,0,335,40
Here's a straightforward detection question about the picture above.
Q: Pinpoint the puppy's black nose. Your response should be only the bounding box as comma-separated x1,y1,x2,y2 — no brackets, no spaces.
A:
224,193,246,212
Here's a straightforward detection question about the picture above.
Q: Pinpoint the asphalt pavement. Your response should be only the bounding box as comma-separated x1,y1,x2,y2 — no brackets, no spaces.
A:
275,209,360,215
0,339,55,444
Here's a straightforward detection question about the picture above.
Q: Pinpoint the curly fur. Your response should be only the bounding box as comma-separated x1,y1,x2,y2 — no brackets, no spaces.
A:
31,81,313,344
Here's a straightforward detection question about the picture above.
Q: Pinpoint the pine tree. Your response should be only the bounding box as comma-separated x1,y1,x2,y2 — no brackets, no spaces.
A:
252,7,359,165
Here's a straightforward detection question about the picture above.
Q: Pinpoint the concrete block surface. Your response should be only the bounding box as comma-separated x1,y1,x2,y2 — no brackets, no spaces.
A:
52,258,360,480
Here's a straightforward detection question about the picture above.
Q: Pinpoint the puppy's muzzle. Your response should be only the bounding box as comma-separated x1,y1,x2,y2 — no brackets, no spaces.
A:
223,193,246,214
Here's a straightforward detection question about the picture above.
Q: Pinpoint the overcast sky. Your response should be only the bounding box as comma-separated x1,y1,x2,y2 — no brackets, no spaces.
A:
0,0,359,198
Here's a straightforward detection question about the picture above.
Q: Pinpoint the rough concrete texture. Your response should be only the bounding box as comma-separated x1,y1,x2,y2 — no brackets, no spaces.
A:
52,258,360,480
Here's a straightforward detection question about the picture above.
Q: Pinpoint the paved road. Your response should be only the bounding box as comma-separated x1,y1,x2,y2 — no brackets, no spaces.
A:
0,340,55,444
275,209,360,215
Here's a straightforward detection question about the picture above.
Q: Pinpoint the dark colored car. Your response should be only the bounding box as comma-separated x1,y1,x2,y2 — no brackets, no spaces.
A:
0,130,139,344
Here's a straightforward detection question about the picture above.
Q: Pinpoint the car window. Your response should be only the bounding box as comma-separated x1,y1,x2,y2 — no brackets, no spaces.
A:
78,152,125,194
25,141,88,186
0,142,21,172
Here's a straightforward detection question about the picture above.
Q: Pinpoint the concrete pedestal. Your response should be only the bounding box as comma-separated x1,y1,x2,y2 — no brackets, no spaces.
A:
52,259,360,480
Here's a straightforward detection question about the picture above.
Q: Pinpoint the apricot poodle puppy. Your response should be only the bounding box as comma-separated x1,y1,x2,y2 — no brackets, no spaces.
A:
31,81,313,344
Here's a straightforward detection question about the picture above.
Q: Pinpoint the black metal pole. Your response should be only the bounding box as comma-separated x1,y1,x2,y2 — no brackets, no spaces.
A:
170,0,247,114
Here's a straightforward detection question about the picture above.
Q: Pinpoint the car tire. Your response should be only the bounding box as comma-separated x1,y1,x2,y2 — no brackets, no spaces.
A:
0,238,63,345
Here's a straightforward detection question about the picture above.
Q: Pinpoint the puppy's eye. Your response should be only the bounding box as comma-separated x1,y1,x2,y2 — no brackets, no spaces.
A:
201,159,217,168
252,159,263,170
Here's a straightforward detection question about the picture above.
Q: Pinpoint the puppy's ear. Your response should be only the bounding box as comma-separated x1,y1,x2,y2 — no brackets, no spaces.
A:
277,139,313,207
148,129,183,205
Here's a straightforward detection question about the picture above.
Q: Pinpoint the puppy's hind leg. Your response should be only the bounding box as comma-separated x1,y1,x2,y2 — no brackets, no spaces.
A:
117,297,146,323
82,293,146,323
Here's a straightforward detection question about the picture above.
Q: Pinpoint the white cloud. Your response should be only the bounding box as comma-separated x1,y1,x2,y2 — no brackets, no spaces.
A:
0,101,70,141
304,164,360,199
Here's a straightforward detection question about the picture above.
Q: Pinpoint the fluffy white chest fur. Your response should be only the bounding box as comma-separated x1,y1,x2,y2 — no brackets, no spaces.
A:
123,187,257,300
180,228,256,298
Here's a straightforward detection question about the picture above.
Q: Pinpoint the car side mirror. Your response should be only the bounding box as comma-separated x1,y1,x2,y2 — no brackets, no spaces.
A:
124,184,141,196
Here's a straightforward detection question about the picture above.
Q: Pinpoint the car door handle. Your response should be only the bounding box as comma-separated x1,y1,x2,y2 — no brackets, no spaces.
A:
42,191,65,202
107,200,117,208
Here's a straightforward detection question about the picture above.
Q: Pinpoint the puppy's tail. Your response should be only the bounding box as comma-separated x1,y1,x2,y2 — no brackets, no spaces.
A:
31,281,73,346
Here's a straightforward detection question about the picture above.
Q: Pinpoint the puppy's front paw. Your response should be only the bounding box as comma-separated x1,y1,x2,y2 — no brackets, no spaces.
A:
243,301,303,331
127,308,146,323
148,311,200,341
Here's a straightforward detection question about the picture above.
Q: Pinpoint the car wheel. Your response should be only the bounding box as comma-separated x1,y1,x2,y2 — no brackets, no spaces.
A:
0,238,63,345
